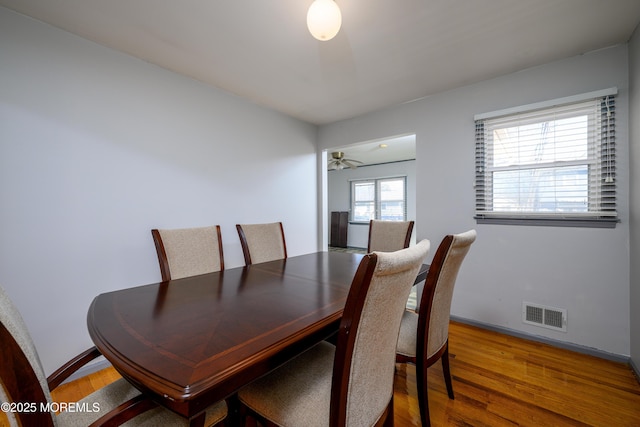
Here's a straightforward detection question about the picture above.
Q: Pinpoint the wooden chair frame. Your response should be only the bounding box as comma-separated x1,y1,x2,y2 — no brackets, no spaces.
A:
330,253,394,426
240,247,430,426
0,322,159,427
396,231,475,427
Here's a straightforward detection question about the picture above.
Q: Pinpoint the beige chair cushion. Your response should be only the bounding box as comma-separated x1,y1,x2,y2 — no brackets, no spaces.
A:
157,226,222,279
56,378,139,426
396,310,419,358
57,377,227,426
239,341,335,427
368,220,413,252
239,223,286,264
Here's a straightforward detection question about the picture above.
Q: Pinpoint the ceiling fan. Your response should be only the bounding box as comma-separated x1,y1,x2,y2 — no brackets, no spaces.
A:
328,151,362,170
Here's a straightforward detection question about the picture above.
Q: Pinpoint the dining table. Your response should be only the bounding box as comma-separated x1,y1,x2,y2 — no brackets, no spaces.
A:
87,251,429,426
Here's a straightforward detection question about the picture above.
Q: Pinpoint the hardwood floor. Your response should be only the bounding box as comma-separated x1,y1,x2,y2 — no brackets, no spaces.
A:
51,321,640,426
394,321,640,426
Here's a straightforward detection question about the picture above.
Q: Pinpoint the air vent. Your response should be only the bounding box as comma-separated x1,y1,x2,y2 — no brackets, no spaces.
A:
522,302,567,332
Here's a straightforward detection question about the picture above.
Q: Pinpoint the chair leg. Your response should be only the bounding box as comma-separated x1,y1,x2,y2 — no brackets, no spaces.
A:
238,401,278,427
416,360,431,427
238,401,256,427
225,395,239,426
442,342,455,400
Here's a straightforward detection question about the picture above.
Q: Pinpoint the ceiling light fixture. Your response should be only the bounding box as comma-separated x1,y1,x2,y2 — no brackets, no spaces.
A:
307,0,342,41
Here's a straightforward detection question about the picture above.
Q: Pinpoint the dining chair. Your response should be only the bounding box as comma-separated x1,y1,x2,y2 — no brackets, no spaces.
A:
0,284,227,427
237,239,431,427
236,222,287,265
396,229,477,427
151,225,224,281
367,220,415,252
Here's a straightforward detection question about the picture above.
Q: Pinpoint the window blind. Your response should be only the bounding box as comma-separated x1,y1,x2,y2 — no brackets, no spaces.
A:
474,91,617,226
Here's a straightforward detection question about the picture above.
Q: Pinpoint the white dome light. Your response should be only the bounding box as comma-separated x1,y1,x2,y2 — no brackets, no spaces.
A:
307,0,342,41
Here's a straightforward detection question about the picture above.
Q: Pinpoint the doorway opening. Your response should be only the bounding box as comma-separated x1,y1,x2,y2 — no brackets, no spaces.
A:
323,134,417,251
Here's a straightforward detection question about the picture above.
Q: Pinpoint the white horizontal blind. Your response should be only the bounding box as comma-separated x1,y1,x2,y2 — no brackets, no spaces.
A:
475,94,616,222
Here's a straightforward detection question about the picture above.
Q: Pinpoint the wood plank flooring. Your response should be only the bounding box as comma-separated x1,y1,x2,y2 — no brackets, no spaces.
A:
51,321,640,426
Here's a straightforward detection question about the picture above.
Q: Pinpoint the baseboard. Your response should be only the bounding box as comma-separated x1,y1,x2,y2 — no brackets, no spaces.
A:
451,315,630,364
630,357,640,381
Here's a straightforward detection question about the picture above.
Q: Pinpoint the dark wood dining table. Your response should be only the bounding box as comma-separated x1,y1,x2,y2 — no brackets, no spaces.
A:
87,251,428,426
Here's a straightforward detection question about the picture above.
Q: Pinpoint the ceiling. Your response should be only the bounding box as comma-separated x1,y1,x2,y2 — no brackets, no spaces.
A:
327,134,416,169
2,1,639,129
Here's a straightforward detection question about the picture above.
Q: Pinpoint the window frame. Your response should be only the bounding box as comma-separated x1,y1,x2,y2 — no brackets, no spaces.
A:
350,176,407,223
474,88,618,228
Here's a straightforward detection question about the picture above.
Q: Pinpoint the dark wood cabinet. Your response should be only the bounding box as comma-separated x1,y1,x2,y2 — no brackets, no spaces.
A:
330,211,349,247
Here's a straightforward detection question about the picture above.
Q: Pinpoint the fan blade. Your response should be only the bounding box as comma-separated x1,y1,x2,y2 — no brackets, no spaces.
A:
343,160,358,169
344,158,363,164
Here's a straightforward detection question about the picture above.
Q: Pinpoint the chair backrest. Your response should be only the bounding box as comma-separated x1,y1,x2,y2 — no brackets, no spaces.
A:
331,240,430,426
0,285,56,427
367,220,415,252
418,230,476,360
236,222,287,265
151,225,224,281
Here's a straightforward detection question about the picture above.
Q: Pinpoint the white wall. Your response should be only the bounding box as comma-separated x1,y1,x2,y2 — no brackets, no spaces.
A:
319,45,631,356
0,8,318,374
629,25,640,371
327,160,417,248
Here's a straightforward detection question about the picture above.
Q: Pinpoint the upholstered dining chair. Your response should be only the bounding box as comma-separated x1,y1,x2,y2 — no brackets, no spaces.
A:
0,284,227,427
236,222,287,265
237,239,431,427
151,225,224,281
396,229,476,427
367,220,415,252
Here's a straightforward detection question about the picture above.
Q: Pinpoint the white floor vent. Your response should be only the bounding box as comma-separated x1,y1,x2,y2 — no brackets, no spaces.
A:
522,302,567,332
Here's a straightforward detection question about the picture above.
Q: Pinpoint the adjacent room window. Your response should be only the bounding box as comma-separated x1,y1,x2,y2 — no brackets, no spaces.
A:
351,177,407,222
474,89,617,227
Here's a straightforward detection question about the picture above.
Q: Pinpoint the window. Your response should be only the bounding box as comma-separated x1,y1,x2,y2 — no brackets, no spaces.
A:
474,89,617,227
351,177,407,222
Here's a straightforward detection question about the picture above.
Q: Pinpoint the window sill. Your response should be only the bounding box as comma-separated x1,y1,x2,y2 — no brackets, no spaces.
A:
474,216,619,228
